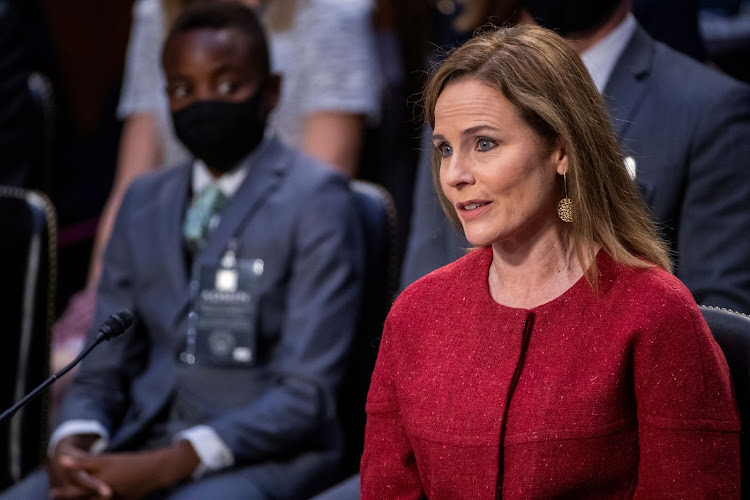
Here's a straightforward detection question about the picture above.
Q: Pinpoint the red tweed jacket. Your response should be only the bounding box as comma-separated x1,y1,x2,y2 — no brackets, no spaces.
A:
361,247,740,499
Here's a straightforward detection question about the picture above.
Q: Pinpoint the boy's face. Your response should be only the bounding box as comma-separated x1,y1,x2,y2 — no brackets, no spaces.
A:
163,28,266,113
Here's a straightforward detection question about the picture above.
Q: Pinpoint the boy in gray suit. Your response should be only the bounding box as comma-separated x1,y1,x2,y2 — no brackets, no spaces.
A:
4,3,363,499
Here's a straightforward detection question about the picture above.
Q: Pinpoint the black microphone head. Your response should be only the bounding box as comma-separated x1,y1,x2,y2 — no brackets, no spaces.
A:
99,309,135,341
112,309,135,330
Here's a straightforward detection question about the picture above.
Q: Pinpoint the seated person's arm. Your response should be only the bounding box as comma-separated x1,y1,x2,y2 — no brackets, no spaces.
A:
88,0,167,287
302,111,364,178
57,183,150,436
47,433,112,499
88,112,162,286
49,434,200,499
295,0,379,178
50,182,190,497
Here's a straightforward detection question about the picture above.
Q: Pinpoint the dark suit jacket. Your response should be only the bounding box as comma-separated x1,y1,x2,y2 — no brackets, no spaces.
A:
401,23,750,313
606,24,750,312
57,137,364,494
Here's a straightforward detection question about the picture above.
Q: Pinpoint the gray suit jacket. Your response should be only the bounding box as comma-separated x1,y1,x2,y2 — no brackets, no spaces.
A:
401,24,750,313
57,137,364,493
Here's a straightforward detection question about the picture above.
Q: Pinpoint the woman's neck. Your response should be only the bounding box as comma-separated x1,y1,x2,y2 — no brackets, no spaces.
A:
487,225,590,309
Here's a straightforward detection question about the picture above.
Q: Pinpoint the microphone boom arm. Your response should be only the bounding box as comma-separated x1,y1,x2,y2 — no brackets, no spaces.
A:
0,309,134,424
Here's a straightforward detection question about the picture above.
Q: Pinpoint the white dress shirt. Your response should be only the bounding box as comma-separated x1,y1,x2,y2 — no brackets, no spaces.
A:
580,13,637,93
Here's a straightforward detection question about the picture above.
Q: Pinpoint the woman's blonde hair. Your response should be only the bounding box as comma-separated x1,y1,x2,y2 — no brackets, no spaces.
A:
424,24,671,277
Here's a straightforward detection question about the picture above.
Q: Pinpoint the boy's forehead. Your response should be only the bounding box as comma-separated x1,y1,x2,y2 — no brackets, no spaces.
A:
163,27,261,70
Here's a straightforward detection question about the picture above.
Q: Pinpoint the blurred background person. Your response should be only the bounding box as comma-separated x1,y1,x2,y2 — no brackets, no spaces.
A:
362,24,740,498
92,0,379,288
401,0,750,316
50,0,381,412
3,3,365,498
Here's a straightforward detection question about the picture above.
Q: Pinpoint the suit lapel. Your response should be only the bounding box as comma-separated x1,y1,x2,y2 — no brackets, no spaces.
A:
169,137,291,325
603,24,655,140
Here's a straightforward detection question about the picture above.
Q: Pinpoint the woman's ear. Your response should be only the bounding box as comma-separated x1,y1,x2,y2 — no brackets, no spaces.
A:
554,141,568,176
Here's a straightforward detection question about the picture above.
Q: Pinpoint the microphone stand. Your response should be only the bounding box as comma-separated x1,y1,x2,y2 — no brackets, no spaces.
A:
0,307,134,424
0,334,108,424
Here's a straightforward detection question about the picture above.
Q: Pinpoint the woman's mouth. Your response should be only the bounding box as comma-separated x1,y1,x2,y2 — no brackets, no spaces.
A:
457,200,491,220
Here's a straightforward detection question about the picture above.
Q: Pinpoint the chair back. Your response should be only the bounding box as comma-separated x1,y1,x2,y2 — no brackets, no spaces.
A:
0,186,57,489
700,305,750,496
338,180,399,475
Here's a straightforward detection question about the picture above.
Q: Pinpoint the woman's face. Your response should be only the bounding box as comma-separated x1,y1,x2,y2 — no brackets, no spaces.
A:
433,79,567,249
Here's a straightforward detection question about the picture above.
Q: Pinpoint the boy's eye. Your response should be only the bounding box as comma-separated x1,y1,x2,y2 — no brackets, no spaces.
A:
168,84,190,100
217,80,238,95
477,138,495,151
436,143,453,157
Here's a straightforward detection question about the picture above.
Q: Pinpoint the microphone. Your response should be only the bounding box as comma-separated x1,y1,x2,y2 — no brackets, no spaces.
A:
95,309,134,342
0,309,135,424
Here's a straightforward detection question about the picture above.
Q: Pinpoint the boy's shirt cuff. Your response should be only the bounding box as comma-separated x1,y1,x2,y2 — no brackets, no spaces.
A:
175,425,235,479
48,420,109,456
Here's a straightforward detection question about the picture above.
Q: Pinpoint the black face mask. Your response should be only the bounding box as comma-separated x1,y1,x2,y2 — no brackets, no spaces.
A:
172,90,266,173
523,0,621,36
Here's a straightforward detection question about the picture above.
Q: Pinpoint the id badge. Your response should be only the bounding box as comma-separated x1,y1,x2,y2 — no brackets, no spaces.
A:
180,242,264,367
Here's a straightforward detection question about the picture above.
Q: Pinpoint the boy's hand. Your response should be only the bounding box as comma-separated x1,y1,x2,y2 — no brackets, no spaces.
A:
48,434,112,500
56,441,201,500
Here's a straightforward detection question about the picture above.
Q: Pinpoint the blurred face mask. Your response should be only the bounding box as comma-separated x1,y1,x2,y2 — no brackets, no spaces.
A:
171,89,266,173
523,0,622,36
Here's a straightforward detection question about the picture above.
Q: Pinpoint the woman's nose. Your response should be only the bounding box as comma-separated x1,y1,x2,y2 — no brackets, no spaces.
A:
441,152,474,188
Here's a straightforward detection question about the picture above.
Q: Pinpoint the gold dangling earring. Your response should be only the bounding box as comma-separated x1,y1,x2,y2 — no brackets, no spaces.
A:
557,172,573,223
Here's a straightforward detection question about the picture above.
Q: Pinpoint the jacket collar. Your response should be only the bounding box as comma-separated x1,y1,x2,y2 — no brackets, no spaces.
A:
602,22,655,138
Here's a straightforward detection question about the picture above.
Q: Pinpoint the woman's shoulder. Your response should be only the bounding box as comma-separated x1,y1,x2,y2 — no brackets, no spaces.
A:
392,247,490,313
599,252,689,305
604,257,739,434
602,254,707,336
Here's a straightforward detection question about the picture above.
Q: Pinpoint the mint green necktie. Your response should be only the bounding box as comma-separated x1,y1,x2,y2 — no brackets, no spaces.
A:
183,184,228,248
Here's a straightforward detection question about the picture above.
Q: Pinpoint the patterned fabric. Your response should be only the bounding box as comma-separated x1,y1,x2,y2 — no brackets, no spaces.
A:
183,184,227,248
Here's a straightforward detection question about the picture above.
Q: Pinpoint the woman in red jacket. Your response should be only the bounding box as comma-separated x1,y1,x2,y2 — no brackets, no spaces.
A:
361,24,740,499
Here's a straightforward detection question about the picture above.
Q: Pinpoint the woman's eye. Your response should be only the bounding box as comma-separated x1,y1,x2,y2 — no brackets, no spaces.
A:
217,80,238,95
477,138,494,151
437,143,453,157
